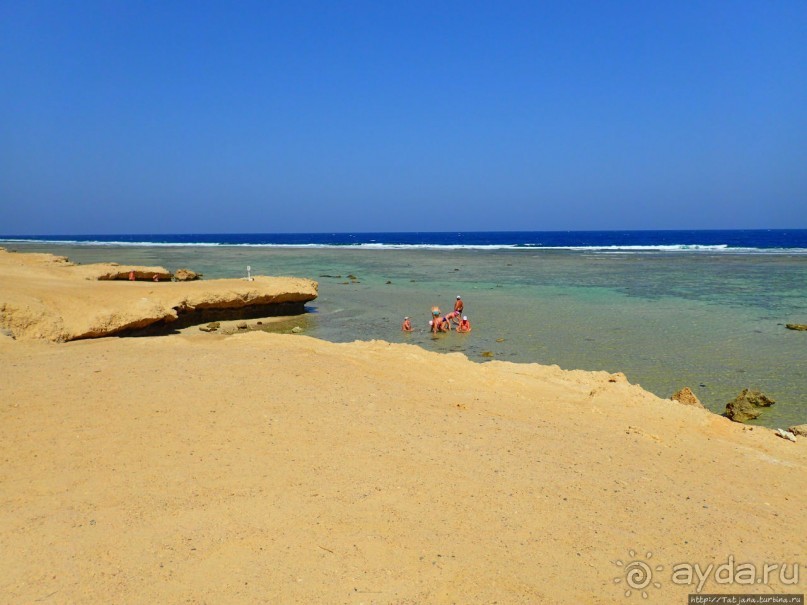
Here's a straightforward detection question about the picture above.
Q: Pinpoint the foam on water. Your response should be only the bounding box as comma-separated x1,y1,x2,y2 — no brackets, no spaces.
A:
3,229,807,250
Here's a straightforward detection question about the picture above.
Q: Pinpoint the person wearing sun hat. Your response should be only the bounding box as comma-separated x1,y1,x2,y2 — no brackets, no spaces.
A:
401,316,413,332
454,295,463,315
457,315,472,333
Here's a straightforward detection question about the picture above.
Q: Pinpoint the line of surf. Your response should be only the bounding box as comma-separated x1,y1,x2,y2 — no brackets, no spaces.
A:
2,238,806,253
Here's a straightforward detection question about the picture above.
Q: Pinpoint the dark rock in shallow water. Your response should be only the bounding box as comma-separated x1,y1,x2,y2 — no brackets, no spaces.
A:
786,323,807,331
724,388,775,423
742,389,775,407
726,400,761,423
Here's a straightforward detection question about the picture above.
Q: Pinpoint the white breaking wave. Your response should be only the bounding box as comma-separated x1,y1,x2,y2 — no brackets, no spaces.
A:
1,238,805,254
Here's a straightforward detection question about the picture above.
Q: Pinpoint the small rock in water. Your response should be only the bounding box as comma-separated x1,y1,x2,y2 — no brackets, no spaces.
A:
199,322,220,332
496,338,506,343
385,280,392,284
236,321,248,330
785,323,807,331
291,326,303,334
347,274,358,280
481,351,494,358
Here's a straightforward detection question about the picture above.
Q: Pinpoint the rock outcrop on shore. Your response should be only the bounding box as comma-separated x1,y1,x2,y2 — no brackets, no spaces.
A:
0,249,317,341
789,424,807,437
87,264,173,281
671,386,705,408
173,268,202,281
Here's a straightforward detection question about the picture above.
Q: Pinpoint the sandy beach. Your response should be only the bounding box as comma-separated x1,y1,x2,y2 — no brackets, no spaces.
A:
1,251,805,604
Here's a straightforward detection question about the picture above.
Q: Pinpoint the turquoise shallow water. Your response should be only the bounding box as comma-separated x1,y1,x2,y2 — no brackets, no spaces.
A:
6,243,807,428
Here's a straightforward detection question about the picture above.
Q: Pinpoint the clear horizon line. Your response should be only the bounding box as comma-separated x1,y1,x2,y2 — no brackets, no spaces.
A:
3,227,807,238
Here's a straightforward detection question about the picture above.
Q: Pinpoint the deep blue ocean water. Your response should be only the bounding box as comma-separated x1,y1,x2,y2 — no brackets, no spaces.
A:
3,229,807,251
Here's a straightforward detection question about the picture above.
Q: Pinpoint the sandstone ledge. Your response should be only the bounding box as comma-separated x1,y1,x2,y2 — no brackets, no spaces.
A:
0,249,317,341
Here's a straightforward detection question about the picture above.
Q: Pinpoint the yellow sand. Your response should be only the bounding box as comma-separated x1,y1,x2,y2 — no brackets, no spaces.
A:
0,251,805,603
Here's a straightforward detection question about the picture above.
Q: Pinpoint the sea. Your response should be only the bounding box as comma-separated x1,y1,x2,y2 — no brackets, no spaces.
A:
2,230,806,429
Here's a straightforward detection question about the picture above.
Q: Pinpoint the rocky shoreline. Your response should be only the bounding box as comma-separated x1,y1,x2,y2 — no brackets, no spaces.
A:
0,248,805,602
0,248,318,342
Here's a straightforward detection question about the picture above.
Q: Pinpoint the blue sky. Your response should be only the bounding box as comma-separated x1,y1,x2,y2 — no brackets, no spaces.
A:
1,1,805,234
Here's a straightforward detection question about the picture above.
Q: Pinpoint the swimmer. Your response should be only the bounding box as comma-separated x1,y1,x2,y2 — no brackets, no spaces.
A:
401,316,413,332
457,315,472,333
430,307,442,333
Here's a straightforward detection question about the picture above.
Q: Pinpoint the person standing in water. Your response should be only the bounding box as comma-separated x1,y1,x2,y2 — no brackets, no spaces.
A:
454,296,463,315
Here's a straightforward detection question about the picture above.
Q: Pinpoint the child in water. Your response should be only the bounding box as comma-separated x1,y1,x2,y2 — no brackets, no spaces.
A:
401,316,413,332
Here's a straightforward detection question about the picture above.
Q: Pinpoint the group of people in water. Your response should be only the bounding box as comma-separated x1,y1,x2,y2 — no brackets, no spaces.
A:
401,295,472,334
